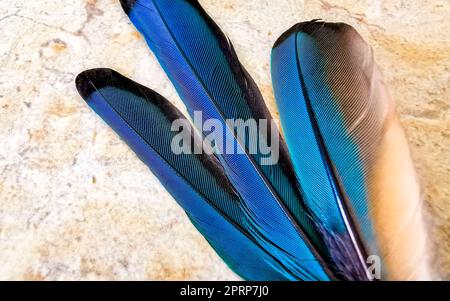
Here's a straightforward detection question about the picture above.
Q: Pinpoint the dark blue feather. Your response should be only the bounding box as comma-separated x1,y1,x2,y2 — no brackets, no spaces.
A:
120,0,333,280
75,68,293,280
271,21,384,280
272,21,430,280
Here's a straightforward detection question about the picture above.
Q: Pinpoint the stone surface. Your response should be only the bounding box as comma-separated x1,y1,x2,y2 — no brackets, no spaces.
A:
0,0,448,280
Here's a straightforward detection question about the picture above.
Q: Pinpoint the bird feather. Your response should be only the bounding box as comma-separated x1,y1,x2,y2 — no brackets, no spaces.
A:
271,20,430,280
75,68,293,280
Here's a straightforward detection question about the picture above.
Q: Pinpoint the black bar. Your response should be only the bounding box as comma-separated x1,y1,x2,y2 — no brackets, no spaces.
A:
0,281,448,299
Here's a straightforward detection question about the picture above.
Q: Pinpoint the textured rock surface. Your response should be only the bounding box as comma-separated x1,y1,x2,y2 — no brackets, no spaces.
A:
0,0,448,280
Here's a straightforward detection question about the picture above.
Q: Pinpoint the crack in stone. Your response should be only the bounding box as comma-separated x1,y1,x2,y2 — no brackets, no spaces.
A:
319,0,385,31
0,2,104,42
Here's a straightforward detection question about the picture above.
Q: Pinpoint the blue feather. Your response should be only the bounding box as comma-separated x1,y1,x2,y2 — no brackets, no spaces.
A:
119,0,333,280
272,21,430,280
271,21,388,279
75,68,292,280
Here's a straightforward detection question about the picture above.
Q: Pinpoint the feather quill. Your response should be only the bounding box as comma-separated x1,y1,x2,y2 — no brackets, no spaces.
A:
75,68,292,280
271,21,430,280
119,0,335,279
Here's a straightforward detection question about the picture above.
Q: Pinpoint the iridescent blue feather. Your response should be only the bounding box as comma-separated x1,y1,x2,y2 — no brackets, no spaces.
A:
271,21,388,279
75,68,292,280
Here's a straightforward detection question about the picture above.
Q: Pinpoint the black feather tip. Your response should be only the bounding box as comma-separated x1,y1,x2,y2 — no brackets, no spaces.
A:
273,20,357,48
75,68,119,101
273,20,323,48
119,0,137,15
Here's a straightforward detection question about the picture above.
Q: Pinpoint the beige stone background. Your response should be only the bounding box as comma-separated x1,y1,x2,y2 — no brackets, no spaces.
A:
0,0,448,280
